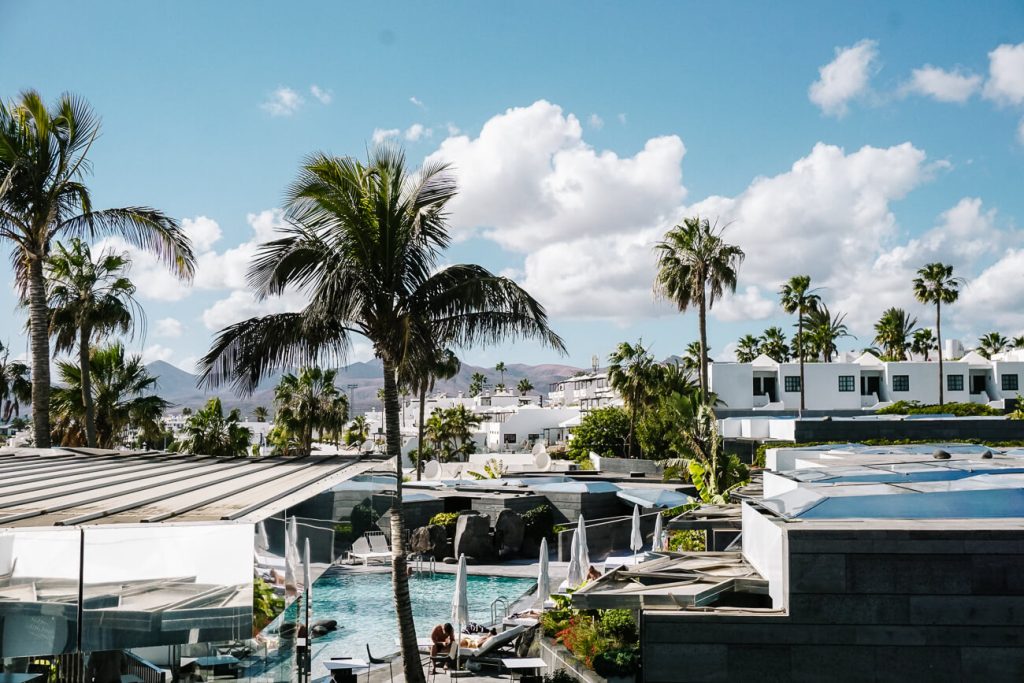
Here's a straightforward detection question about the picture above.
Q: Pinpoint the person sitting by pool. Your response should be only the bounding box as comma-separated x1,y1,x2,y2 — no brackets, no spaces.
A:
430,622,455,656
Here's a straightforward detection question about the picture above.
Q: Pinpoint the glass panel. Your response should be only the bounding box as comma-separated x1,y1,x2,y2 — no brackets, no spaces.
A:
0,528,80,657
81,523,253,651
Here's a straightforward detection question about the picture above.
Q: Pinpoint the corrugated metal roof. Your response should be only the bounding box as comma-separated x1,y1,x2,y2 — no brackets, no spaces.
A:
0,448,385,527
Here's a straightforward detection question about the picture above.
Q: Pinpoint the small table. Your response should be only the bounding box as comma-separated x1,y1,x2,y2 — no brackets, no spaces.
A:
501,657,548,682
324,658,369,683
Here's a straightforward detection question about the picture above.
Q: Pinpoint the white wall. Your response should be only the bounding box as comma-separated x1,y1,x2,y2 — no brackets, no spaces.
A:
709,363,753,410
741,502,786,609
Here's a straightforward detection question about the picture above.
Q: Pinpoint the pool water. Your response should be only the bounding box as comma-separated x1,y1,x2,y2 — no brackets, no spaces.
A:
278,570,535,666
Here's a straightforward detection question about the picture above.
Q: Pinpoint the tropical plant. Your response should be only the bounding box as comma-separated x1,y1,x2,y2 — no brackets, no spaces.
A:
50,343,167,448
759,326,790,363
175,397,252,458
271,368,349,456
607,340,659,459
654,216,744,396
401,347,460,479
566,406,630,461
0,342,31,423
495,361,506,387
977,332,1009,359
196,146,563,681
803,303,853,362
911,328,937,361
0,91,194,447
735,334,761,363
876,400,999,417
253,406,269,422
468,371,487,397
681,340,707,374
46,238,142,447
516,377,534,395
181,407,192,416
424,404,479,462
779,276,820,412
873,307,917,361
468,457,507,479
913,262,965,406
1013,336,1024,350
347,415,370,444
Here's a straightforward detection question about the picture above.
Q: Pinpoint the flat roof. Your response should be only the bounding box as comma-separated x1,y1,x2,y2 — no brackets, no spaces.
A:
0,448,385,528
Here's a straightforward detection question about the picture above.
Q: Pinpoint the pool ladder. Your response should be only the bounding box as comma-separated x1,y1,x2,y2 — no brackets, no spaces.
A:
412,553,436,576
490,596,511,625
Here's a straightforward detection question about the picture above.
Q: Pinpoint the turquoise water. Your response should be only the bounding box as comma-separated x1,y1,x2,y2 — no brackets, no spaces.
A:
278,570,534,669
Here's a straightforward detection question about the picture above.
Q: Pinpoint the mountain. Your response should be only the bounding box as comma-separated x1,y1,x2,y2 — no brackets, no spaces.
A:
144,358,584,416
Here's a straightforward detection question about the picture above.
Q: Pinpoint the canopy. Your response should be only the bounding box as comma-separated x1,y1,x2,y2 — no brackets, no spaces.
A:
617,487,690,509
652,513,664,552
576,515,591,576
629,505,643,564
451,554,469,626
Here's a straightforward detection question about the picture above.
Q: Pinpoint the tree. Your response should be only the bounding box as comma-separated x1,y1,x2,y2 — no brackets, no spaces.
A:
803,304,853,362
0,91,194,447
347,415,370,444
654,216,744,396
181,407,192,416
517,377,534,395
495,361,506,388
1013,336,1024,350
271,368,349,456
197,146,563,682
50,343,167,448
566,406,630,461
779,276,820,412
913,263,964,406
735,334,761,363
607,340,659,459
682,340,708,375
759,326,790,363
47,238,141,447
425,404,480,461
253,406,269,422
401,347,460,480
469,371,487,397
977,332,1009,359
911,328,937,361
0,342,31,423
175,397,252,458
873,308,917,361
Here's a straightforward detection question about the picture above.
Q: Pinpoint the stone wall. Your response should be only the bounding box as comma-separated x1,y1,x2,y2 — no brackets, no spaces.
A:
557,513,659,562
791,417,1024,443
543,491,626,525
642,526,1024,682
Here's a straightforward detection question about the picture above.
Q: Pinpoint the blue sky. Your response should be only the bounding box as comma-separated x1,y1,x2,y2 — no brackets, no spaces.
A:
1,1,1023,373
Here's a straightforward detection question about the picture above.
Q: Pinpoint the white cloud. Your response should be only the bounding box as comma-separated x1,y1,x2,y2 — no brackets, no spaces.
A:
201,289,307,331
261,87,303,117
446,123,461,136
903,65,981,103
404,123,431,141
711,286,777,323
808,39,879,117
181,215,222,252
983,42,1024,106
410,96,425,109
309,84,332,104
154,318,183,338
588,114,604,130
372,128,400,144
141,344,175,364
617,113,627,125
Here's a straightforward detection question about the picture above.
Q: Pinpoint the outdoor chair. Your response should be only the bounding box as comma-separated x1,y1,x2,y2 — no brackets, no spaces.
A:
348,536,391,566
366,644,393,682
429,641,458,682
366,531,391,554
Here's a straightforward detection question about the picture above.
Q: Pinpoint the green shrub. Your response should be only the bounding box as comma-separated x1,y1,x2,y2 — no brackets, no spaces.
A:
253,577,284,632
542,671,577,683
333,521,354,543
523,504,555,541
598,609,637,641
876,400,999,416
593,646,640,677
429,512,460,535
667,529,706,552
541,607,572,638
566,407,629,461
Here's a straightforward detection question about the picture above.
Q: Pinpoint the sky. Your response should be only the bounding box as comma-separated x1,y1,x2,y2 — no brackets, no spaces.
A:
1,1,1023,374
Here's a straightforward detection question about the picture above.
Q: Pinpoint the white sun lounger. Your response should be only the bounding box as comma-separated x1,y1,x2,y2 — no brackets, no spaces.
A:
459,624,527,661
366,531,391,554
349,535,392,566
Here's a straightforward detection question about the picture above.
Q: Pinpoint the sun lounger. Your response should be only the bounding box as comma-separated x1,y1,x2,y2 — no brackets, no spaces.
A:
459,624,527,663
366,531,391,554
348,536,392,566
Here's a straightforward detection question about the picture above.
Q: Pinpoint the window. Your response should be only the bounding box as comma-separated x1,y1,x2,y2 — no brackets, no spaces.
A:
503,433,517,444
838,375,855,392
947,375,964,392
892,375,910,392
1002,374,1019,391
784,376,801,393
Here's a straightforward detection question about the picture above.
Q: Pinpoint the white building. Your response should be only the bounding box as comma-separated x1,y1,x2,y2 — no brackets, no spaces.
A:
547,371,620,412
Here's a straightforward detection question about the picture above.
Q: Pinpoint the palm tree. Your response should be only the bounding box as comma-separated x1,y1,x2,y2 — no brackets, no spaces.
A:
443,404,481,460
272,368,349,456
347,415,370,443
779,276,820,412
175,397,252,457
516,377,534,395
682,340,707,375
735,334,761,363
401,347,460,480
47,238,141,447
1013,336,1024,350
0,343,31,423
977,332,1010,359
50,343,167,448
759,327,790,362
913,263,965,406
607,340,658,459
654,216,744,396
803,304,853,362
196,146,563,682
469,371,487,397
0,91,195,447
911,329,937,361
495,361,506,389
253,406,269,422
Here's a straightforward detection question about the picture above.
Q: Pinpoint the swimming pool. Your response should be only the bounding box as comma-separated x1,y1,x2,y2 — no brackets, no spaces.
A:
274,570,535,668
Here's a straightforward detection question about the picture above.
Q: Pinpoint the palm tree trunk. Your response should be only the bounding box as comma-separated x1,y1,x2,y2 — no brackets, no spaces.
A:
28,254,52,448
936,302,944,406
416,384,427,481
798,309,806,413
382,359,424,683
80,324,97,448
627,401,637,459
698,293,709,398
